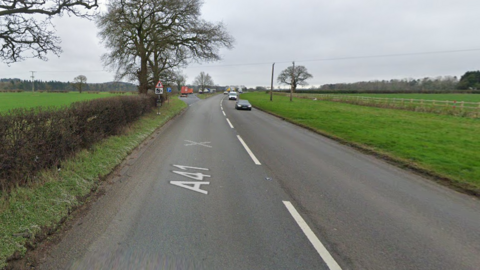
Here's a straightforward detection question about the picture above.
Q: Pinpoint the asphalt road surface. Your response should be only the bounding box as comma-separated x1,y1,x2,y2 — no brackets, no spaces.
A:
39,94,480,270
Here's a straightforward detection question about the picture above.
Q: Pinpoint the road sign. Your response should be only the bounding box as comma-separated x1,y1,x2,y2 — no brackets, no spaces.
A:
155,88,163,95
156,80,163,88
167,87,172,93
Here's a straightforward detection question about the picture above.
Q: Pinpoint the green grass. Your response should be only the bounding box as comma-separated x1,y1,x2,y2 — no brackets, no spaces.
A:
197,93,220,99
0,92,131,113
348,93,480,102
242,92,480,190
0,97,187,268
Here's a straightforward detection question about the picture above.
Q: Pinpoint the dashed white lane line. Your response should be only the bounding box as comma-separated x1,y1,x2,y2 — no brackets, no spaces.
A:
222,111,226,116
282,201,342,270
226,118,234,128
236,135,261,165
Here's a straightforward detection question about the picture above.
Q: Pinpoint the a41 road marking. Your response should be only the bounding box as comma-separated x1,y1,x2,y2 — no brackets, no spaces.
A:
169,165,211,195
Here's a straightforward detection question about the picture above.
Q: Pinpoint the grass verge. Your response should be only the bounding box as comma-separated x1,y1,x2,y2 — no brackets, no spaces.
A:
0,97,187,268
197,93,220,99
242,92,480,195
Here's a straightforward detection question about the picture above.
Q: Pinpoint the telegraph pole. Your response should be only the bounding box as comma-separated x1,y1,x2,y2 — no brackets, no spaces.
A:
30,71,36,92
270,63,275,101
290,61,295,102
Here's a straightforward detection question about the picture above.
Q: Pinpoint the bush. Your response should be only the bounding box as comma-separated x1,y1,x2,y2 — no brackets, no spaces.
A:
0,95,156,191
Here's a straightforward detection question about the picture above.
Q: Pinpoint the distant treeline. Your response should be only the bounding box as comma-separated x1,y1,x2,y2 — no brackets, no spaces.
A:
0,78,137,92
319,76,459,92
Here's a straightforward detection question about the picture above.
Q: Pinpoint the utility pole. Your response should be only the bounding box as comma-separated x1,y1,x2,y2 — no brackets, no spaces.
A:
270,63,275,101
30,71,36,92
290,61,295,102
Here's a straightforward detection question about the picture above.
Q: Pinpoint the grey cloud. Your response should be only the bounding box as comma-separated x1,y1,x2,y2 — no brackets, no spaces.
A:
2,0,480,87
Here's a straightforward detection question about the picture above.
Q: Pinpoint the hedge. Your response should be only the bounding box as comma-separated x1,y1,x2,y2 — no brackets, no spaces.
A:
0,94,156,191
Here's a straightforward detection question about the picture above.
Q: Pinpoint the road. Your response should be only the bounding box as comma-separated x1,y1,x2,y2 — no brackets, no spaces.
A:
39,94,480,270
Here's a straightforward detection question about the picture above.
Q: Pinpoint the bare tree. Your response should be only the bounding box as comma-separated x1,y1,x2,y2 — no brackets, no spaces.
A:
277,65,313,93
193,71,214,93
97,0,234,94
174,71,187,92
0,0,98,63
73,75,87,93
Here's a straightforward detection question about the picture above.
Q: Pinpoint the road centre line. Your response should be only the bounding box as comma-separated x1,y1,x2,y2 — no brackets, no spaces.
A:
282,201,342,270
236,135,261,165
222,111,226,116
226,118,234,128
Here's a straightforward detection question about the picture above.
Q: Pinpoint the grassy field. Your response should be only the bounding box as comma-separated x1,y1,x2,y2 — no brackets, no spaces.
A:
0,92,132,113
345,93,480,102
241,92,480,192
0,97,187,268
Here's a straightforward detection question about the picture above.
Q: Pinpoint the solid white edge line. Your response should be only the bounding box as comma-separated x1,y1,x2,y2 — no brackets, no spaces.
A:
236,135,261,165
282,201,342,270
226,118,234,128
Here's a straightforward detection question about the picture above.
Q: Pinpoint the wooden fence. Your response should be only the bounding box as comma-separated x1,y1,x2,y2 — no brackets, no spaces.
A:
282,93,480,118
318,94,479,109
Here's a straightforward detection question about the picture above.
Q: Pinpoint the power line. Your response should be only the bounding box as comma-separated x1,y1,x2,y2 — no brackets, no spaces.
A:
300,48,480,63
2,48,479,79
187,48,480,68
36,70,108,73
0,69,111,78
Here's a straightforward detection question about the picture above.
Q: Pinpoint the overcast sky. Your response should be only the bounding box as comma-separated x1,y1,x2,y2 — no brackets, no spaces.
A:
2,0,480,88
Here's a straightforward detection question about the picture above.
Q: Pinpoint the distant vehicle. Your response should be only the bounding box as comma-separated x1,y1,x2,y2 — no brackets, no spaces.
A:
224,91,228,95
180,86,193,97
228,92,238,100
205,88,215,93
235,99,252,110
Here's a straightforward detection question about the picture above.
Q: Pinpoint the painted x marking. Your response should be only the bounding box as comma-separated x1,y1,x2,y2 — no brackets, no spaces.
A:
184,140,212,148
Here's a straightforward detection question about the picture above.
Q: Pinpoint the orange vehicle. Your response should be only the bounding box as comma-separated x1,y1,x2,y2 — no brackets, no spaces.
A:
180,86,193,97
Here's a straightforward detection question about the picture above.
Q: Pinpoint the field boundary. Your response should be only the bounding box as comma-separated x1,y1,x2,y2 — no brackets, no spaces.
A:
280,93,480,118
251,104,480,199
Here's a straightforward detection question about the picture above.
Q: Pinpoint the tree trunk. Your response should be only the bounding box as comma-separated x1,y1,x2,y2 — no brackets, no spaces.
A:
138,55,149,94
290,61,295,101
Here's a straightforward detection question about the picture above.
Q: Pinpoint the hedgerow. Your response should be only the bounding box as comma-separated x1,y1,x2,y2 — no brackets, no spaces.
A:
0,94,156,191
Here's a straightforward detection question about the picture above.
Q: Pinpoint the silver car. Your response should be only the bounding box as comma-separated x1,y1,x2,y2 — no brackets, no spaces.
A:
228,92,238,100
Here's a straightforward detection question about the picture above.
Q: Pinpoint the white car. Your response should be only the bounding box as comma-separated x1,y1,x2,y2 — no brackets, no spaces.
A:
228,92,238,100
